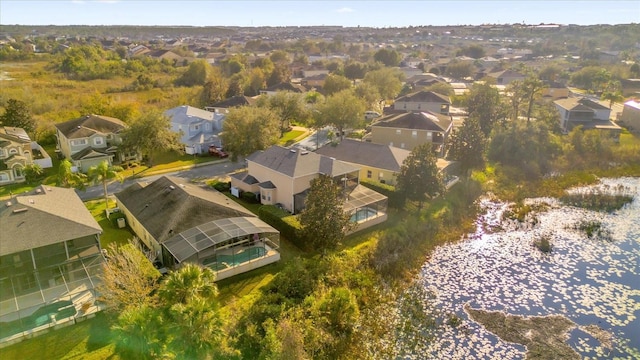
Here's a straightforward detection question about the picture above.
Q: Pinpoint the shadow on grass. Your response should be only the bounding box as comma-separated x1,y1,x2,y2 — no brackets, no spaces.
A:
85,313,115,353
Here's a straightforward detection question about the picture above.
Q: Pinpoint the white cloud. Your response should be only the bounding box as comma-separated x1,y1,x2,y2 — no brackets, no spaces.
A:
336,7,354,13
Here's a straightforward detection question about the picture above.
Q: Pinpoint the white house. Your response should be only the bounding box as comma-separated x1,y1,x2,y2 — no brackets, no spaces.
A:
164,105,225,154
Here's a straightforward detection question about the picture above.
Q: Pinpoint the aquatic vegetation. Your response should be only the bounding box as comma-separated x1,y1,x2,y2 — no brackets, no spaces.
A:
533,234,552,253
560,183,634,212
572,220,612,241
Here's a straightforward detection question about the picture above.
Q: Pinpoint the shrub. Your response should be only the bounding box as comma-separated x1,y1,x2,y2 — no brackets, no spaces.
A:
209,180,231,192
534,234,552,253
258,205,303,247
241,191,259,203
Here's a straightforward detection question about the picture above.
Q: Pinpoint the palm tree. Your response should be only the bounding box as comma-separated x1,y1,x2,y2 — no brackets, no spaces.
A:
158,263,218,304
88,160,123,209
57,159,87,190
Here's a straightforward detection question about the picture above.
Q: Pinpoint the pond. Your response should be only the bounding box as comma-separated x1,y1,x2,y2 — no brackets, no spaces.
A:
401,177,640,359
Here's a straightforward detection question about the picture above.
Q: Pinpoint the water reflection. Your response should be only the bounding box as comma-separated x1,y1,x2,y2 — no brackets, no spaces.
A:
406,177,640,359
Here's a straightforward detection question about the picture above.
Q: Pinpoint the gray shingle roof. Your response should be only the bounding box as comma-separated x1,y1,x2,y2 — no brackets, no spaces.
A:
0,186,102,256
395,90,451,104
55,114,126,139
315,139,411,172
164,105,214,125
247,145,359,178
70,147,110,161
372,111,452,132
115,176,254,244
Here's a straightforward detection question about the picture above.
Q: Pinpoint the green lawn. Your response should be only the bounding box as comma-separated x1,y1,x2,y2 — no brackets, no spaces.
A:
84,199,135,249
278,129,307,146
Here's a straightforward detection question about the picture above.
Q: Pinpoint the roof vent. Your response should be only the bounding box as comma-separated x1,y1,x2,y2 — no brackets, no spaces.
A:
29,199,35,204
13,208,28,214
35,188,42,194
179,184,185,188
290,149,296,153
6,201,12,207
169,185,176,190
301,150,309,155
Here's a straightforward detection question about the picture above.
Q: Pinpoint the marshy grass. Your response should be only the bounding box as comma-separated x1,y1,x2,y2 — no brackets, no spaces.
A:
571,220,612,241
533,234,552,253
560,184,634,213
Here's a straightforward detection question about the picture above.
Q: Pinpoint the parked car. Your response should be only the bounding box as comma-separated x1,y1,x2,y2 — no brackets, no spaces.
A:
364,111,381,120
208,146,229,158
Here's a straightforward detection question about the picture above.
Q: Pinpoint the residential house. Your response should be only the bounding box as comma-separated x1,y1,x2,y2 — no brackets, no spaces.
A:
144,49,183,63
205,95,257,113
301,73,328,90
0,127,31,185
541,82,570,101
231,146,388,231
0,186,103,342
393,90,451,115
619,100,640,134
55,114,133,172
259,82,307,96
164,105,224,154
316,139,460,188
487,69,526,85
369,111,454,153
316,139,409,185
115,176,280,281
554,97,622,137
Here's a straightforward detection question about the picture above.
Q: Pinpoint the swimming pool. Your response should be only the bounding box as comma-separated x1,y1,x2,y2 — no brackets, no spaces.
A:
350,207,378,223
203,246,266,271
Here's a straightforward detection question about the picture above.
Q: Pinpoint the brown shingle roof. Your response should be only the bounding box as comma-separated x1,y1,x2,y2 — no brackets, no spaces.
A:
55,114,126,139
395,90,451,104
115,176,254,244
247,145,359,178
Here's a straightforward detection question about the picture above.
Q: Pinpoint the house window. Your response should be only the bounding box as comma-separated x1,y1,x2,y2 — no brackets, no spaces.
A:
262,194,266,200
94,137,104,146
379,172,384,178
403,103,407,109
0,173,9,181
367,170,372,178
427,132,433,141
9,148,18,155
412,130,417,138
14,166,23,178
389,142,394,147
71,139,88,146
396,129,401,135
205,123,211,131
194,125,200,131
0,149,5,158
400,143,405,149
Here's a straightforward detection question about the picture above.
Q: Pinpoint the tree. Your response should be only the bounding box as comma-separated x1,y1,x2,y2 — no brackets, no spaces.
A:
323,74,352,96
56,159,87,190
521,75,546,122
175,59,211,87
199,67,229,107
344,61,368,81
220,106,280,160
158,264,223,359
446,117,486,172
88,160,123,209
539,64,562,82
313,89,366,140
464,82,505,136
112,304,164,360
0,99,36,135
396,143,444,211
601,80,624,109
267,63,292,87
23,163,44,184
363,67,404,101
445,60,474,79
456,44,485,59
121,111,182,167
354,82,382,112
373,48,401,67
299,175,353,253
99,242,161,314
259,91,310,135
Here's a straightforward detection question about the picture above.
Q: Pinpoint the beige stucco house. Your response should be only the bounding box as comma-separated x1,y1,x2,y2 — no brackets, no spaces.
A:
232,145,388,231
554,97,621,138
0,127,32,185
55,114,134,172
393,90,451,115
369,111,454,154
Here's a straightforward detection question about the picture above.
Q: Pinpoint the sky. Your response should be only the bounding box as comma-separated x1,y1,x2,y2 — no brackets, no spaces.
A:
1,0,638,28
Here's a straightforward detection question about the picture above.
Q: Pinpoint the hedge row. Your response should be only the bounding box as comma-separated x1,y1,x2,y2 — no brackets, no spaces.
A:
359,179,404,208
258,205,304,249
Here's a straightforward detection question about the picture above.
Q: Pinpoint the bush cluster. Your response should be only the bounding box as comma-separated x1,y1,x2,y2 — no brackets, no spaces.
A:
257,205,303,247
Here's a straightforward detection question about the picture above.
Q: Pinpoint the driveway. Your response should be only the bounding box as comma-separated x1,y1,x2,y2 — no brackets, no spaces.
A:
77,159,247,201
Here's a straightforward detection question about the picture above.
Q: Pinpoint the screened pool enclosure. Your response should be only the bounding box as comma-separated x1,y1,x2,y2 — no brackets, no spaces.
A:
162,216,280,280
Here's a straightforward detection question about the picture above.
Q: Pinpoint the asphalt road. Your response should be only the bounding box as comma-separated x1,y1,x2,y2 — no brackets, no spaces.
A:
77,159,247,201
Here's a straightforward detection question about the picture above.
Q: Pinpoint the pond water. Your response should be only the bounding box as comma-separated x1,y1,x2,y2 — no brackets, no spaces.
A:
404,177,640,359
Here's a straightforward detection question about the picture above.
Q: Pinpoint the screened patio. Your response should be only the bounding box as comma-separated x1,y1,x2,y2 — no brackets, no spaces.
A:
162,216,280,280
344,184,388,232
